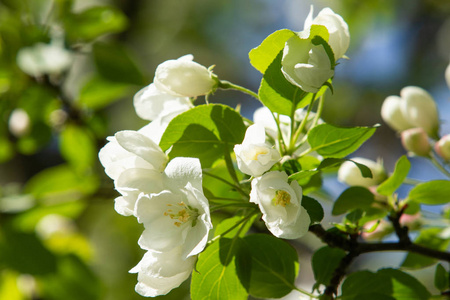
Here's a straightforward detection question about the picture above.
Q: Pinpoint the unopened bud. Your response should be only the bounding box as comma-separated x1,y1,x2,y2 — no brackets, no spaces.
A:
401,128,431,157
446,62,450,89
435,135,450,161
8,108,31,137
337,157,387,188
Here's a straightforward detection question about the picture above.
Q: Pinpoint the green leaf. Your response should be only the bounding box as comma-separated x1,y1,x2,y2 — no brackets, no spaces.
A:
249,29,295,73
407,180,450,205
160,104,246,168
312,246,346,286
332,187,375,215
434,263,449,291
377,156,410,196
0,225,57,275
302,196,324,224
237,234,298,298
24,164,99,202
40,255,102,300
401,228,450,269
60,124,96,171
93,41,145,85
341,269,430,300
288,170,319,183
308,124,377,158
214,214,256,238
64,6,128,41
191,238,247,300
78,76,131,109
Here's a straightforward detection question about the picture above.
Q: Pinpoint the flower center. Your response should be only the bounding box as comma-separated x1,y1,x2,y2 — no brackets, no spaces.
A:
272,190,291,207
249,146,269,160
164,202,199,227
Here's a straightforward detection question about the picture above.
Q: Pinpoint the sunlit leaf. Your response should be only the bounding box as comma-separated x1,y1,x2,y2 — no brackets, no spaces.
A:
377,155,410,196
332,187,374,215
407,180,450,205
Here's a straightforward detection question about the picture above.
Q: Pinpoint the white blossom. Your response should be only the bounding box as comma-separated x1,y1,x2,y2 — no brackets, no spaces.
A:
401,128,431,157
250,171,310,239
16,42,72,77
303,6,350,60
154,55,216,98
445,62,450,89
133,83,193,121
337,157,386,188
381,86,439,137
435,135,450,162
136,157,212,259
234,124,281,177
8,108,31,137
130,247,197,297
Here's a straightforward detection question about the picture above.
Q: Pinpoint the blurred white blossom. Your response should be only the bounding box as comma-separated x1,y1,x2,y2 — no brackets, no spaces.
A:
338,157,386,188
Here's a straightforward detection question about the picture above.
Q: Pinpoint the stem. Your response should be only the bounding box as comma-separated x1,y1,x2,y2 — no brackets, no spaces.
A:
218,80,259,100
402,177,424,185
295,287,319,299
210,202,257,212
203,171,248,199
270,111,287,154
223,144,249,199
290,93,316,153
311,94,325,129
430,152,450,178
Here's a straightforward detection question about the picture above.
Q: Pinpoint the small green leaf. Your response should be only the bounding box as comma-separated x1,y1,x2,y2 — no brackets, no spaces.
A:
288,170,319,182
312,246,346,286
434,263,449,291
93,41,145,85
160,104,246,168
64,6,128,41
341,269,430,300
377,156,410,196
308,124,377,158
408,180,450,205
332,187,375,216
401,228,450,269
78,76,131,109
249,29,295,73
237,234,298,298
191,238,247,300
302,196,324,224
60,124,96,171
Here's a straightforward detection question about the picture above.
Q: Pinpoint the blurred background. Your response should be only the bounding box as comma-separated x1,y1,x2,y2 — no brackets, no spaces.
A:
0,0,449,299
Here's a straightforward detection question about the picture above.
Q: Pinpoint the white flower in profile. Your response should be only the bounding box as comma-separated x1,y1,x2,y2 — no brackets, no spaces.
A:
16,42,72,77
154,55,217,98
303,6,350,60
234,123,281,177
136,157,212,259
250,171,310,239
133,83,193,122
337,157,387,188
435,135,450,162
445,62,450,89
130,246,197,297
381,86,439,138
98,127,169,216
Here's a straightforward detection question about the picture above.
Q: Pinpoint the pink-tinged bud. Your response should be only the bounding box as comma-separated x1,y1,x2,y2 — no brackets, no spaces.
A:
435,135,450,161
401,128,431,157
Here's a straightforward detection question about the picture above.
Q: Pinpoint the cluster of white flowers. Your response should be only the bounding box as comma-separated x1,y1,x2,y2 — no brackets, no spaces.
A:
99,55,216,297
281,7,350,93
234,123,310,239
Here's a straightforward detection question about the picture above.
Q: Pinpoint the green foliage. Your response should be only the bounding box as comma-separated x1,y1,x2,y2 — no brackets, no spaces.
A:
64,6,128,42
377,155,410,196
191,238,248,300
160,104,246,167
308,124,377,158
312,246,346,286
401,228,450,269
60,124,97,172
407,180,450,205
237,234,299,298
434,264,449,292
341,269,431,300
78,76,131,110
332,186,374,215
302,196,324,224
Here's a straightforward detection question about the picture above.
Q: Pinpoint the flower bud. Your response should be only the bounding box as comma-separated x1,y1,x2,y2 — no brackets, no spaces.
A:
401,128,431,157
234,124,281,177
337,157,386,188
154,55,216,98
8,108,31,137
304,6,350,60
435,135,450,161
381,86,439,138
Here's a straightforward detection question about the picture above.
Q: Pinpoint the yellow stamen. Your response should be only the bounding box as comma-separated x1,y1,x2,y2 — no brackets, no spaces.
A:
273,190,291,207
